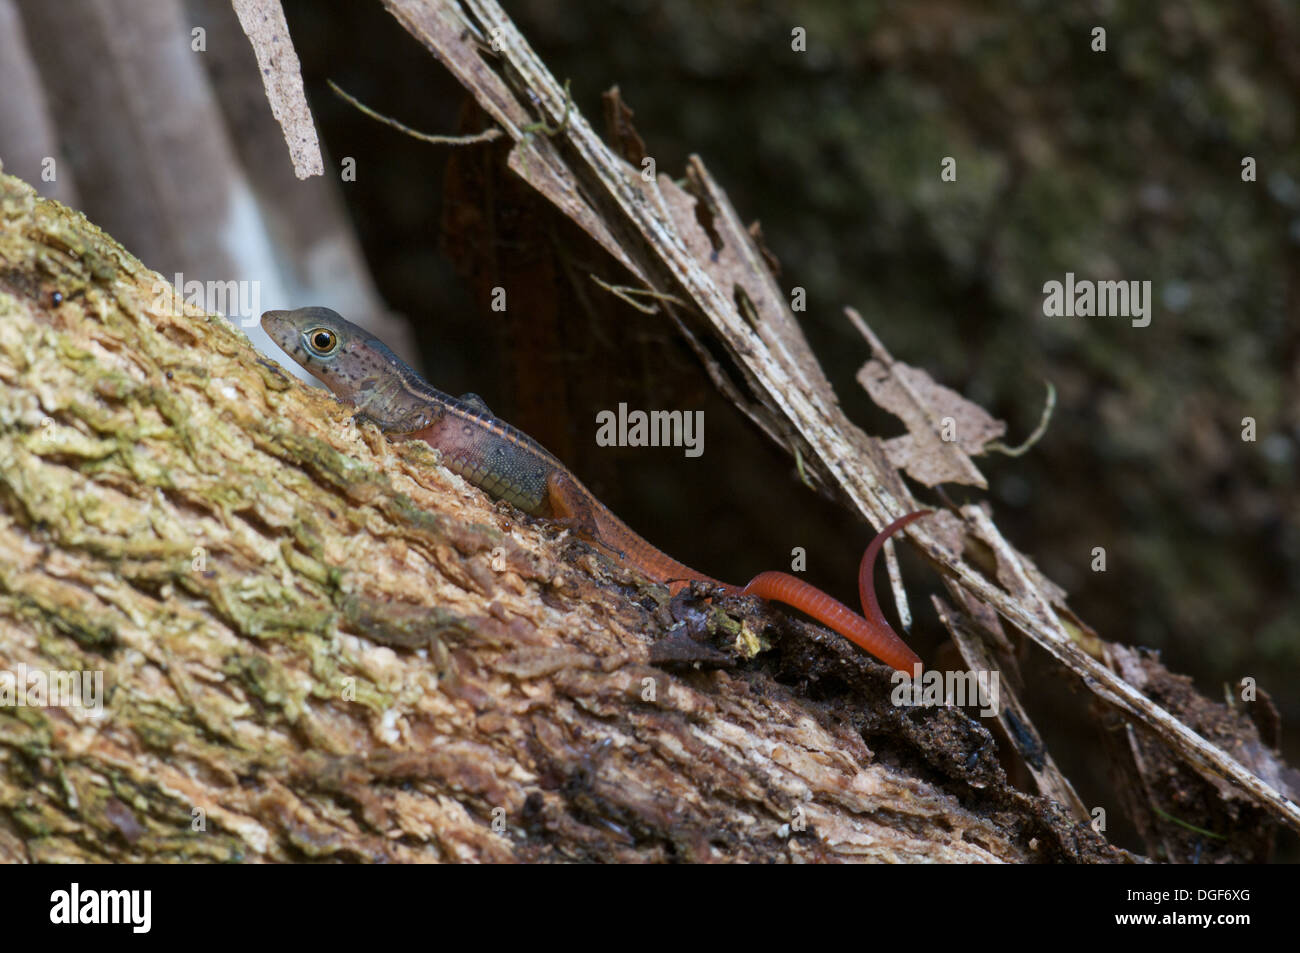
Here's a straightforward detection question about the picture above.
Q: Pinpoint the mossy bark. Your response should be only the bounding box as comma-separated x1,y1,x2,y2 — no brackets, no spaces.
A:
0,171,1114,862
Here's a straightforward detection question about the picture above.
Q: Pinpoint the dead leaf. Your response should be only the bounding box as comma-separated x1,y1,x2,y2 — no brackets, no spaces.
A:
858,356,1006,489
601,86,647,166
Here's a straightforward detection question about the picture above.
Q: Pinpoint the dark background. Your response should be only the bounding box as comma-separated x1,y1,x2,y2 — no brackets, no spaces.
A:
276,0,1299,856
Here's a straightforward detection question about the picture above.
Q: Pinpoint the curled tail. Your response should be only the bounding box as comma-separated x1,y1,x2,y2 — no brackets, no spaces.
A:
740,510,931,674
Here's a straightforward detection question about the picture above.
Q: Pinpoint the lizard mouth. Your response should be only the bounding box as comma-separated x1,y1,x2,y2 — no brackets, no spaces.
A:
260,309,289,333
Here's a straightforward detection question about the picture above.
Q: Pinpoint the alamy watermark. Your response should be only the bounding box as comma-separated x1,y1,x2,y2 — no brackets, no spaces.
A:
0,664,104,716
1042,272,1152,327
50,883,150,933
595,403,704,458
891,666,999,718
152,274,261,327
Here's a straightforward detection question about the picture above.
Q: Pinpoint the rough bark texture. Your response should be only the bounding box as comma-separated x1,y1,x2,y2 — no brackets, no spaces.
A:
0,171,1126,862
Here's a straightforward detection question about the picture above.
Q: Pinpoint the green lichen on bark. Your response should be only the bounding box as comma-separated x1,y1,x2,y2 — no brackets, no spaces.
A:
0,172,528,860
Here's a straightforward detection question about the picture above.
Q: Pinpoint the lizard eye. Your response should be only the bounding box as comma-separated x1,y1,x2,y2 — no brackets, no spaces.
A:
305,327,338,355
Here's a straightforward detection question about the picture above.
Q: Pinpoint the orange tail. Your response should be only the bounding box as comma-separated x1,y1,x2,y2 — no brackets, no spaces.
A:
739,510,931,674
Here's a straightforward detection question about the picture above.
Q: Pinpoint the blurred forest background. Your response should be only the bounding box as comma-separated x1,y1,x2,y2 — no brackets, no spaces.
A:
2,0,1296,855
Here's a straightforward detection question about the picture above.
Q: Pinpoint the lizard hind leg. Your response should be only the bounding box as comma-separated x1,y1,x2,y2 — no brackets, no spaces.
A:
544,470,628,562
544,471,725,591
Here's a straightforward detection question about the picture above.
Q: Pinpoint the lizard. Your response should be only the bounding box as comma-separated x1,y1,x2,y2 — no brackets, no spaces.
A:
261,306,928,673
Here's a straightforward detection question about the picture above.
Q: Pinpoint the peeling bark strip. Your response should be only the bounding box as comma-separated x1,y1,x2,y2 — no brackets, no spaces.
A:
231,0,323,179
0,172,1125,862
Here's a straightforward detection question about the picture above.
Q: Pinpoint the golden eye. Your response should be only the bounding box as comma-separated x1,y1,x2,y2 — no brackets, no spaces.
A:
306,328,338,355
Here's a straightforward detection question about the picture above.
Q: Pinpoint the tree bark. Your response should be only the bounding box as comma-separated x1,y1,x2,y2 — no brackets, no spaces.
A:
0,170,1122,862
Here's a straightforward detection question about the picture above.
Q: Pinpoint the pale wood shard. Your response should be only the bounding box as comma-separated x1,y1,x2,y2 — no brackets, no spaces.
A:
231,0,323,179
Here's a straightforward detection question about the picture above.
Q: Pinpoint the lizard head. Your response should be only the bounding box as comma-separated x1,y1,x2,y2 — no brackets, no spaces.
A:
260,306,433,432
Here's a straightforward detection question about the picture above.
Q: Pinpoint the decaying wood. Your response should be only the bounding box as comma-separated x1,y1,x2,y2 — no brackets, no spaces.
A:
0,171,1129,862
376,0,1300,845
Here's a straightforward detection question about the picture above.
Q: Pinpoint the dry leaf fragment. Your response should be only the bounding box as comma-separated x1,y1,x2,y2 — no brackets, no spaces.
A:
601,86,648,166
857,356,1005,489
846,307,1004,489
